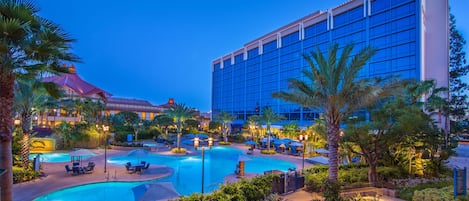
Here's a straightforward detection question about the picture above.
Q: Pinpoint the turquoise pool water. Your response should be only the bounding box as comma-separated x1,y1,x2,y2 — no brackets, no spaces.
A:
34,146,295,201
29,152,96,163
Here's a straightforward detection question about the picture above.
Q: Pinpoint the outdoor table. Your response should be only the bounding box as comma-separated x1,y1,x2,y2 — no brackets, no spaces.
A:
134,165,145,173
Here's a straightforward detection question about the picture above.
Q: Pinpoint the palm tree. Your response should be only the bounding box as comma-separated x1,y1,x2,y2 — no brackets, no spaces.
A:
165,103,195,151
273,43,395,181
258,107,284,150
0,1,78,200
215,111,236,143
14,79,61,170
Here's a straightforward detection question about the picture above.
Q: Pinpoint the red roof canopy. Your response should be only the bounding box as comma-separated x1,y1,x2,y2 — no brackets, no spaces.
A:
43,67,111,100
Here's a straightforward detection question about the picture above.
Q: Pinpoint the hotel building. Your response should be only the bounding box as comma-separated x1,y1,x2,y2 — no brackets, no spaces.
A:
211,0,449,127
39,66,165,127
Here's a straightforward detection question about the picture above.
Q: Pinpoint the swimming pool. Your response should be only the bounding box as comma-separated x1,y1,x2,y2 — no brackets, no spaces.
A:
29,152,96,163
34,146,296,200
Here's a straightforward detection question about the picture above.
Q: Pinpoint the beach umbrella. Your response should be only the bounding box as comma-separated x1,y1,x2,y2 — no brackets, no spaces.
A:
244,140,256,145
281,138,295,143
185,134,196,138
132,182,180,201
127,149,149,157
69,149,95,163
273,140,284,145
197,134,209,139
290,142,303,147
127,149,149,163
237,154,252,162
315,148,330,154
306,156,329,165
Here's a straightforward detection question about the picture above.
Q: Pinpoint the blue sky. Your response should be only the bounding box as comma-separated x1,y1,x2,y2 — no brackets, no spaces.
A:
37,0,468,112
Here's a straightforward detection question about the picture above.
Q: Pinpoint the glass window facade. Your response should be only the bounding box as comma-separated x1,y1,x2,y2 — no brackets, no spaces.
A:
212,0,438,126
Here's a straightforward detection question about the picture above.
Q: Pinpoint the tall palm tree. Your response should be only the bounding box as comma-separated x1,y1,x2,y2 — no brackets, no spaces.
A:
273,43,395,182
165,103,195,151
215,111,236,143
0,1,78,200
14,79,61,170
259,107,284,150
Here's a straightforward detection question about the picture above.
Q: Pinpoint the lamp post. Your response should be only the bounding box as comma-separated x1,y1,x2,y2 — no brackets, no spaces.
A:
299,134,309,174
193,136,213,195
134,121,143,142
14,118,21,136
103,125,109,173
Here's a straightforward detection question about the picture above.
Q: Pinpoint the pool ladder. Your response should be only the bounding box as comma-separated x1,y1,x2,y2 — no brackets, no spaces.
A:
105,169,118,181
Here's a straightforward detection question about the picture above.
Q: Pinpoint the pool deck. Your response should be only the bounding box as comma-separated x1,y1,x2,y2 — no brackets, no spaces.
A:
13,142,313,201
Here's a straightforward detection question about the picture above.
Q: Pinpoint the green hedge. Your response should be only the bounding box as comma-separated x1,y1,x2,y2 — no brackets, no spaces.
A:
13,166,39,184
397,180,452,200
305,165,403,191
176,174,278,201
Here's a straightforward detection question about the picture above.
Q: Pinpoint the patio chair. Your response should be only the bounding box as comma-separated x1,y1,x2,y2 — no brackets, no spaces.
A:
84,162,95,173
142,163,150,172
65,165,73,174
125,163,136,174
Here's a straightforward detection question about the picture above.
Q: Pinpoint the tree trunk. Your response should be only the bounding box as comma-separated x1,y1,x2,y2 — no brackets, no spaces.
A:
0,72,15,201
223,124,228,143
21,113,32,170
327,121,340,181
368,160,378,186
177,132,181,151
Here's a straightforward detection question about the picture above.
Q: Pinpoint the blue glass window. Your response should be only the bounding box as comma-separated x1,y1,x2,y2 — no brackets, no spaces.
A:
263,40,277,53
234,54,244,63
304,20,327,38
248,48,259,58
282,32,299,46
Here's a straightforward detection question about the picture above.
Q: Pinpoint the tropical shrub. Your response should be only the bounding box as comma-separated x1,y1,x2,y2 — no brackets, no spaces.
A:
305,169,328,191
176,174,276,201
305,165,405,191
397,180,452,200
171,148,187,154
412,186,453,201
323,179,344,201
139,127,161,140
12,166,39,184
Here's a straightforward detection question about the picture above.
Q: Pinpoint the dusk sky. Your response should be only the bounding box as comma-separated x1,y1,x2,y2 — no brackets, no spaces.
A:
37,0,468,112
